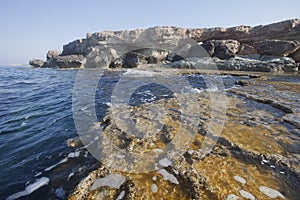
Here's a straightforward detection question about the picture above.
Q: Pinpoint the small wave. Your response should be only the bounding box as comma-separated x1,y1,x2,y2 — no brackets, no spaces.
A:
123,69,155,77
6,177,50,200
44,151,81,172
44,158,68,172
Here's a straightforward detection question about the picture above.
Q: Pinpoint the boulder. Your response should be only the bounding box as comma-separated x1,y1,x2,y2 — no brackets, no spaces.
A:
122,52,147,68
46,55,86,68
46,50,61,60
238,44,257,55
201,41,214,56
202,40,240,60
29,59,45,68
167,53,184,62
252,39,299,56
290,47,300,61
132,48,169,64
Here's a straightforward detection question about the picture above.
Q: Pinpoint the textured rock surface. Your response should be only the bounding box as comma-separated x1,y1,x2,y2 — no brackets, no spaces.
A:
29,59,45,68
45,54,86,68
29,19,300,70
46,50,61,60
169,56,297,72
252,39,299,56
69,71,300,200
238,44,257,55
201,40,240,60
291,48,300,61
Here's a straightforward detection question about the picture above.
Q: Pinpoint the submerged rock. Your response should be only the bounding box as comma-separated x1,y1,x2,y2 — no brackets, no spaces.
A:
259,186,285,199
69,71,300,200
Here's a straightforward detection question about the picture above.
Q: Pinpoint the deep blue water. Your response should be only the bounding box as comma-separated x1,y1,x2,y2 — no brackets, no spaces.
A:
0,66,246,200
0,66,100,200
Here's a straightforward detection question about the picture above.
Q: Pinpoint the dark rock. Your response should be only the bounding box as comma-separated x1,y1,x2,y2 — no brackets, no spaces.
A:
109,57,123,68
290,47,300,61
167,53,184,62
253,39,299,56
202,40,240,60
201,41,214,56
46,54,86,68
238,44,257,55
29,59,45,68
122,52,147,68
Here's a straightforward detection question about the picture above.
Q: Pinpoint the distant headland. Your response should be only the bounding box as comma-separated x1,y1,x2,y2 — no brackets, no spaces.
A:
30,19,300,72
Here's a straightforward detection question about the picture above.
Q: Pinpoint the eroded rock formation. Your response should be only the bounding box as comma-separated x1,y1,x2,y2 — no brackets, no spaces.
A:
29,19,300,71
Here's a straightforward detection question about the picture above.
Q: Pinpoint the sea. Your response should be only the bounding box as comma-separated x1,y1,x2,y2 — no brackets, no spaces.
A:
0,66,247,199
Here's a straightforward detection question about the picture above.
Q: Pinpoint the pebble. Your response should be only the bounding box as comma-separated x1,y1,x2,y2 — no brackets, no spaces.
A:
227,194,240,200
239,190,255,200
159,158,172,167
259,186,285,199
158,169,179,184
151,184,158,193
234,175,246,184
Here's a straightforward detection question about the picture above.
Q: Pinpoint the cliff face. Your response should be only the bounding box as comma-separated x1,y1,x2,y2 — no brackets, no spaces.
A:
30,19,300,71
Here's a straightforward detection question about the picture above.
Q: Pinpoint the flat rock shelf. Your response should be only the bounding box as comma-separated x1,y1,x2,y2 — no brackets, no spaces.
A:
69,71,300,200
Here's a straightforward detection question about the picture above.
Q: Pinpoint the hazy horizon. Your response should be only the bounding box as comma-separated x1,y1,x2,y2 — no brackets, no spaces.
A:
0,0,299,65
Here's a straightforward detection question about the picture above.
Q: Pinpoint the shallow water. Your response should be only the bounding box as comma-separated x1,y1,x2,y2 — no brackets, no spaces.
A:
1,66,299,200
0,67,246,199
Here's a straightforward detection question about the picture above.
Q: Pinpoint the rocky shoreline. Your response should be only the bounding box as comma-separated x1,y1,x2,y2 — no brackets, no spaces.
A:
29,19,300,72
68,71,300,200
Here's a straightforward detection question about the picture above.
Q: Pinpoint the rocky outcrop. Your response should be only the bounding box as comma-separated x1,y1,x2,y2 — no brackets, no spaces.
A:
46,50,61,60
29,59,45,68
252,39,299,56
29,19,300,71
69,73,300,199
30,51,86,68
238,44,257,55
201,39,240,60
291,48,300,61
45,54,85,68
169,55,297,72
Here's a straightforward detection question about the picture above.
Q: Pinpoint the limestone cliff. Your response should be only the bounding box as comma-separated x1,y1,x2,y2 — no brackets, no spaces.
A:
29,19,300,71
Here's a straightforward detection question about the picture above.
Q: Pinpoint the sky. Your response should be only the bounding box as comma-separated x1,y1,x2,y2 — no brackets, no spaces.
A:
0,0,299,65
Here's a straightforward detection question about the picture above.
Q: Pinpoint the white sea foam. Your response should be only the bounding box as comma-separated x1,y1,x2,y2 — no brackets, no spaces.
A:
6,177,50,200
189,88,203,94
123,69,155,77
67,151,80,158
67,172,74,180
44,157,68,171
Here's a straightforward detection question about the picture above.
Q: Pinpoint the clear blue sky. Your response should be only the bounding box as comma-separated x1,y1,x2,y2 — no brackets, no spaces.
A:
0,0,299,65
